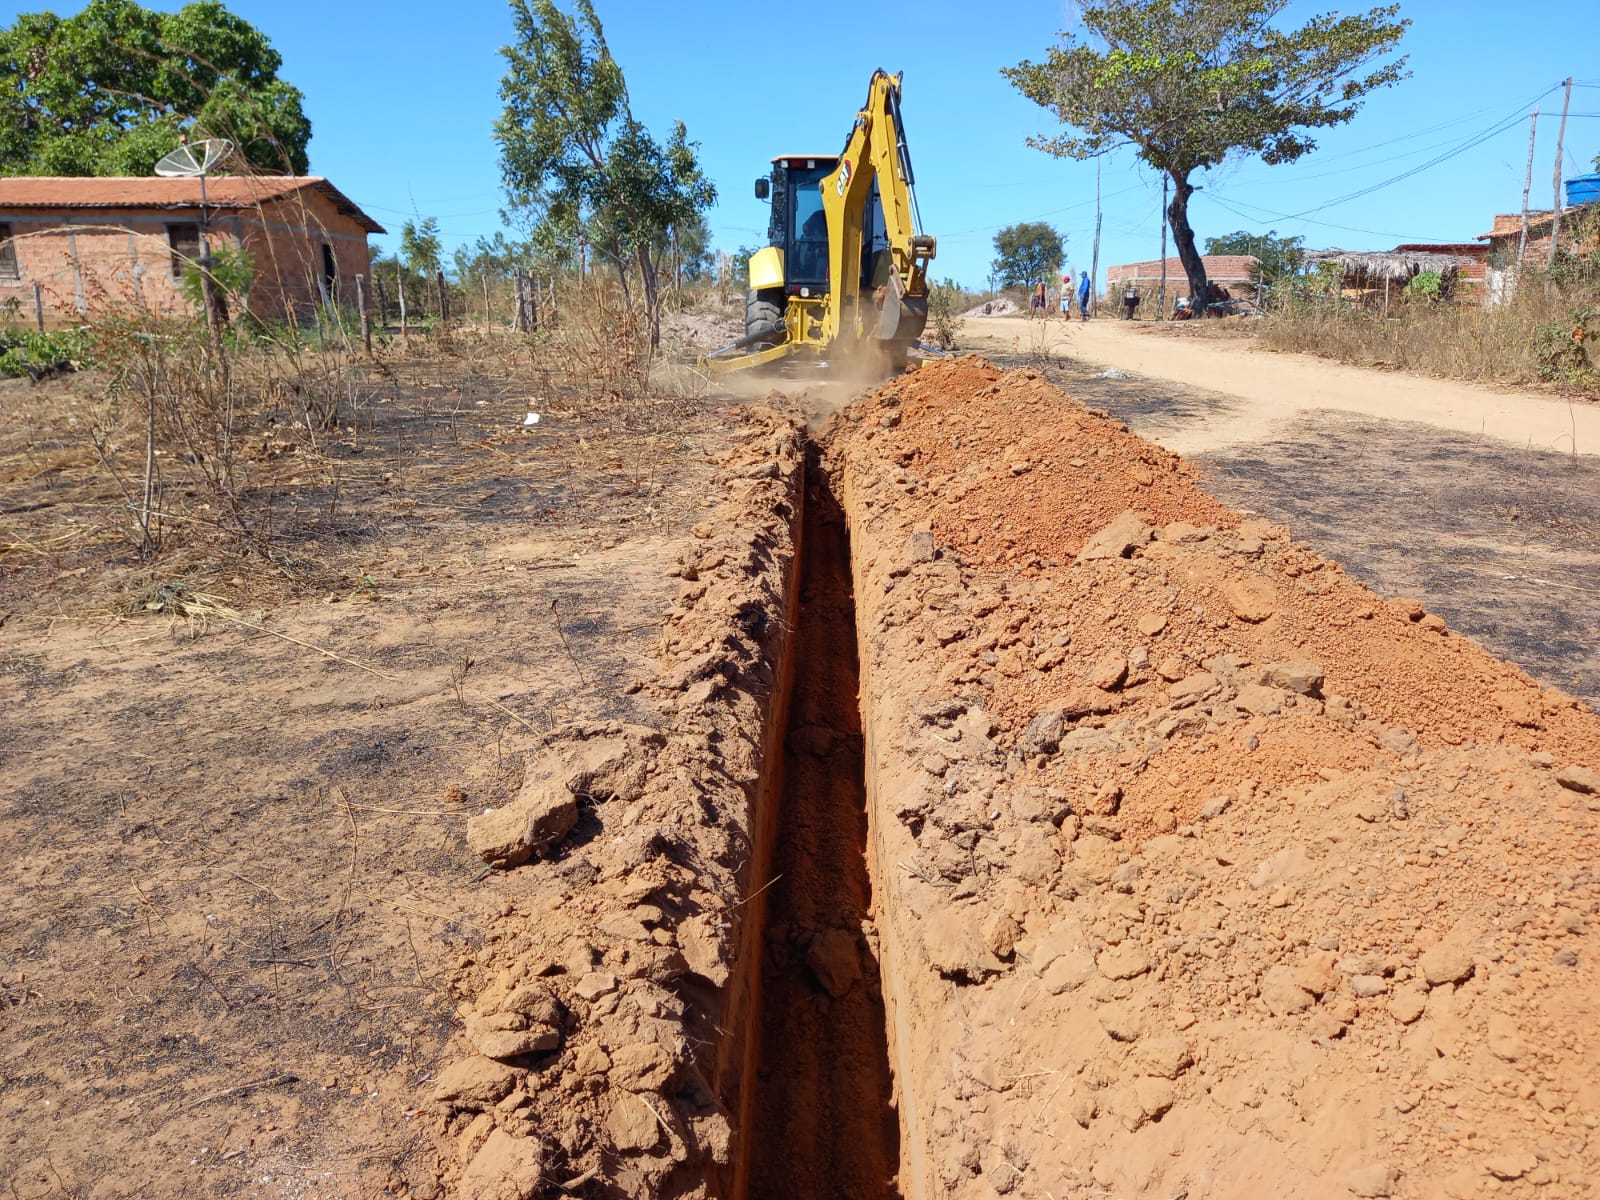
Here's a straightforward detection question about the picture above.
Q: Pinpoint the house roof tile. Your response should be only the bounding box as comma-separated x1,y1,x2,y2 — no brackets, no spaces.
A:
0,175,385,234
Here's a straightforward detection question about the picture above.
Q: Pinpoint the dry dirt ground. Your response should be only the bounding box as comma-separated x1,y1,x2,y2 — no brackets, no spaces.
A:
0,353,740,1199
961,317,1600,708
5,317,1600,1200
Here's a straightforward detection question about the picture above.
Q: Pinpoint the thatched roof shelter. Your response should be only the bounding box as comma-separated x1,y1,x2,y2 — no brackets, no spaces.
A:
1301,249,1472,288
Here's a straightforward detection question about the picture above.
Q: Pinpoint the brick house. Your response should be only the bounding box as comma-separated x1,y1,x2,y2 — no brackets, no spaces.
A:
0,176,385,324
1105,254,1261,303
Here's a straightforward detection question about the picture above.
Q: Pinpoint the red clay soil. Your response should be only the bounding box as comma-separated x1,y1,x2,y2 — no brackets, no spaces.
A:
423,409,808,1200
825,356,1600,1200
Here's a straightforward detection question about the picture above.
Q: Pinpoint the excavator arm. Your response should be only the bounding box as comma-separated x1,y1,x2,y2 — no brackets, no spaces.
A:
819,70,937,356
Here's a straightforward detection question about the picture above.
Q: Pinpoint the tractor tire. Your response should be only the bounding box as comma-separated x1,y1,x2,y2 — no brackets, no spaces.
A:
745,289,785,347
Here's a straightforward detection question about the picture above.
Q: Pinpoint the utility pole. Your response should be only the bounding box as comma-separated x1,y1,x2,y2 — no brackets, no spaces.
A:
1517,108,1539,268
1158,174,1169,319
1089,158,1103,318
1547,76,1574,267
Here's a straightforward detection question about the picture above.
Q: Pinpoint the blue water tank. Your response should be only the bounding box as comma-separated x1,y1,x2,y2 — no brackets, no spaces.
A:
1566,173,1600,208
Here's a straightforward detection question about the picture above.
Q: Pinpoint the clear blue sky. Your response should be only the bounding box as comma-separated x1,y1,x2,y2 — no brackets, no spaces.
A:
8,0,1600,288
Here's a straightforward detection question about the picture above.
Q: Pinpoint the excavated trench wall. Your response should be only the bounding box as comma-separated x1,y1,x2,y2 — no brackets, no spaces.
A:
437,365,1600,1200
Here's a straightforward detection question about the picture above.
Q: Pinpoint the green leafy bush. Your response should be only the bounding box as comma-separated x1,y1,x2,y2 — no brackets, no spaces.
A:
1404,270,1443,302
0,327,94,377
179,243,256,312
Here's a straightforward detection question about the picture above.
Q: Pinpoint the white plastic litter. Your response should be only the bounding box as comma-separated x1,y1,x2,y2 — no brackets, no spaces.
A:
523,412,542,426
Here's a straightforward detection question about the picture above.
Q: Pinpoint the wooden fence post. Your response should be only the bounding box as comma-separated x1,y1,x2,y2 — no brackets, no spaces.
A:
397,264,408,344
356,273,372,355
375,275,389,327
33,281,44,332
436,270,449,329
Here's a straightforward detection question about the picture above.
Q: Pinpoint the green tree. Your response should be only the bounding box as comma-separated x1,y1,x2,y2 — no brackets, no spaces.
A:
0,0,311,176
494,0,715,346
1204,228,1305,285
1004,0,1408,311
400,217,443,279
992,222,1065,290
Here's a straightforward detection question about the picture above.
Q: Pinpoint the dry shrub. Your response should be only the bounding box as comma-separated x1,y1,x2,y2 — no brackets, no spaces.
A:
1261,216,1600,392
86,312,376,557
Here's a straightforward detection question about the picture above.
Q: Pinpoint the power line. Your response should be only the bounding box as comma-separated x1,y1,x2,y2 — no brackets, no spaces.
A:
1279,84,1562,220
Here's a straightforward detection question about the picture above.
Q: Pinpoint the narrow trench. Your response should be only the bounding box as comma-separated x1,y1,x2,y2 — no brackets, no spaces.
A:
742,445,903,1199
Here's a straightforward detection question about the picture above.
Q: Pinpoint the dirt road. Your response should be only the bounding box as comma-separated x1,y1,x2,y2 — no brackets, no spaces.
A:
963,316,1599,458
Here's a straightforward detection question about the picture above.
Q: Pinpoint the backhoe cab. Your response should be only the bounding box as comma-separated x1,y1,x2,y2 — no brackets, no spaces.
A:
705,70,936,376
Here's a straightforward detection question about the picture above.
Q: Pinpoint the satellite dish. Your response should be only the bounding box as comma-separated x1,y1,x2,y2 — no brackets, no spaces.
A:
154,138,234,178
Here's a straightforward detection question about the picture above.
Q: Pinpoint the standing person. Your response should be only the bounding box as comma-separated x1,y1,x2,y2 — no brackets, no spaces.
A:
1059,274,1071,317
1122,284,1141,320
1076,270,1092,322
1030,278,1046,320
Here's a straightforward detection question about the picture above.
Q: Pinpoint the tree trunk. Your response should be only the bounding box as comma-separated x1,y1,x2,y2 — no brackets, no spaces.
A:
637,244,661,349
1166,171,1211,315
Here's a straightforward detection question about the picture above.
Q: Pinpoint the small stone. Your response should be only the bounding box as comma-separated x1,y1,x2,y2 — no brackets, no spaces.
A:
465,1011,561,1062
1264,660,1325,697
1136,613,1168,637
982,913,1022,961
1200,794,1232,820
1493,689,1541,727
466,783,579,869
1553,947,1578,967
1077,510,1153,562
609,1042,675,1091
1220,578,1277,623
1260,965,1315,1015
1122,1077,1175,1130
1346,1162,1395,1197
1020,710,1065,755
1097,943,1150,980
1155,656,1188,682
1419,942,1475,987
1168,671,1218,703
1380,727,1420,757
806,928,862,998
1134,1035,1193,1079
1291,951,1337,997
459,1130,544,1200
1554,764,1599,794
605,1094,662,1154
574,972,618,1001
1387,987,1427,1024
1350,974,1388,998
1089,653,1128,691
1234,683,1283,715
903,530,936,565
431,1057,519,1110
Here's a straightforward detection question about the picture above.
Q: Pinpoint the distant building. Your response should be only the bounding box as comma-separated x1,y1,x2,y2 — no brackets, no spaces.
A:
1105,254,1261,301
1302,245,1488,306
1476,211,1556,267
0,175,385,324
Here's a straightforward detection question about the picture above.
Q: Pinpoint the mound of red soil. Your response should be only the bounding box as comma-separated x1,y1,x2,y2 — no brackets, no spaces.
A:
826,356,1600,1199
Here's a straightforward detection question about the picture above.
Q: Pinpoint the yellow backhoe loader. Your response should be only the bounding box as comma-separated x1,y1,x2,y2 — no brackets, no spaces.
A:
704,69,937,375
